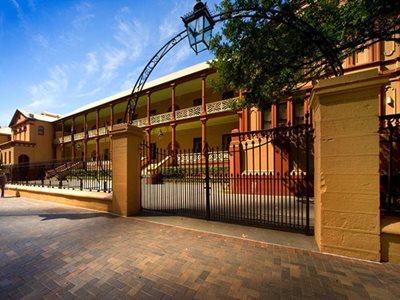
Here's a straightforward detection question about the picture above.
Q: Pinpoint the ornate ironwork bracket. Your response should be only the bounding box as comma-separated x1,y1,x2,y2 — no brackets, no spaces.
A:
125,30,188,123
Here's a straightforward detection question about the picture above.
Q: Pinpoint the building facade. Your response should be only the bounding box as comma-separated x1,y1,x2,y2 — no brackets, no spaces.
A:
0,40,398,170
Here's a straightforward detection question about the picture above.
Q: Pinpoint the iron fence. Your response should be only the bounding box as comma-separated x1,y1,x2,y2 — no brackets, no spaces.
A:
140,121,313,233
4,158,112,193
380,114,400,216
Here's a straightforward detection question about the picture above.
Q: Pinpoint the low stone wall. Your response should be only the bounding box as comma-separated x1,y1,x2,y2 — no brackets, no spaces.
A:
381,216,400,264
5,185,112,212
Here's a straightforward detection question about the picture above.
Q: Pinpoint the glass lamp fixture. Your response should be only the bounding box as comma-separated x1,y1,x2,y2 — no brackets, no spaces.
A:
182,0,215,54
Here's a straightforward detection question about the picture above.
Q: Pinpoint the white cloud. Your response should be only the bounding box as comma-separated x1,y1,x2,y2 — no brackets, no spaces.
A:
75,87,101,98
101,48,127,81
32,34,50,49
161,43,192,73
28,65,69,109
99,8,149,82
159,0,192,40
72,2,95,30
10,0,24,23
85,52,98,74
121,66,144,90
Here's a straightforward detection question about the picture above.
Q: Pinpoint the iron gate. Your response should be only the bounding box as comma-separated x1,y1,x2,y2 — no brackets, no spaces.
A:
140,123,313,233
380,114,400,216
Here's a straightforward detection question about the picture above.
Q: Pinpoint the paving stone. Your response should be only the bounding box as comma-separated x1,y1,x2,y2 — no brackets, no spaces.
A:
0,197,399,299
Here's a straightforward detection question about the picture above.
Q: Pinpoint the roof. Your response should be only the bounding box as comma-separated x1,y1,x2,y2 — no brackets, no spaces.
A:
18,110,60,122
9,109,60,127
0,127,11,135
58,61,212,121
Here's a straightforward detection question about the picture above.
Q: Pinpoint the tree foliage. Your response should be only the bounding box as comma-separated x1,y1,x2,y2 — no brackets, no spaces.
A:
209,0,400,108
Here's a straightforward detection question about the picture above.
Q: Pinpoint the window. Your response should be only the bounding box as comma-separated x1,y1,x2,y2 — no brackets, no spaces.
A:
167,105,179,113
262,106,272,129
277,102,287,126
38,126,45,136
222,134,231,151
193,137,202,153
293,100,304,125
150,109,157,116
193,98,202,106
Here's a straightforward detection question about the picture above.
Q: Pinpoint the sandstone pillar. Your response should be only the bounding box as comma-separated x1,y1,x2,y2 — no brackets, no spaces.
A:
111,124,144,216
311,69,389,261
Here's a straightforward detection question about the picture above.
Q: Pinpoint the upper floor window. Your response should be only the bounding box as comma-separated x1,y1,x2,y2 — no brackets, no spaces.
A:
277,102,287,126
167,105,179,113
293,100,305,125
262,106,272,129
38,126,45,136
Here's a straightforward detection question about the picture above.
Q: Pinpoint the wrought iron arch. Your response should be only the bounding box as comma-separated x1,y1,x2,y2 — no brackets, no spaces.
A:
124,4,344,124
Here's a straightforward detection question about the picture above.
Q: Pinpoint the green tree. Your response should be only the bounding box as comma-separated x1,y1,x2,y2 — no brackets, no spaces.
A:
210,0,400,109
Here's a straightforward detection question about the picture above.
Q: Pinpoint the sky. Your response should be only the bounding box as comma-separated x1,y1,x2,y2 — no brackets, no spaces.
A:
0,0,221,127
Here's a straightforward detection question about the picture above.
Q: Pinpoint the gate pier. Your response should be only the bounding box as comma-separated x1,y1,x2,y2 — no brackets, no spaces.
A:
111,124,144,216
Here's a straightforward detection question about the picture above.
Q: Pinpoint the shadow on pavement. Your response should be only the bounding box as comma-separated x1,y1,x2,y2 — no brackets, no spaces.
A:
38,213,116,221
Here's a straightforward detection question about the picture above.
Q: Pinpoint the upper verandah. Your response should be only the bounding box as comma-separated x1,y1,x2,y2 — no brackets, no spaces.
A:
56,61,214,122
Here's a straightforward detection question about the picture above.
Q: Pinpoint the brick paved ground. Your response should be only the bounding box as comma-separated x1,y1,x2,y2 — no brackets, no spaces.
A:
0,197,399,299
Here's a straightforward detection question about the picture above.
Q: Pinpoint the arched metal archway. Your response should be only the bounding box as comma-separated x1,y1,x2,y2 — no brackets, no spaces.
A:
124,1,344,124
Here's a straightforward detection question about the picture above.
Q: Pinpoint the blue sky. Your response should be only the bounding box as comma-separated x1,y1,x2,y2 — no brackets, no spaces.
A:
0,0,220,126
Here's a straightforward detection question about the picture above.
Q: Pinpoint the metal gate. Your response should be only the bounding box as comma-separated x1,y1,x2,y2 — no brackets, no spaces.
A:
380,114,400,216
140,123,313,233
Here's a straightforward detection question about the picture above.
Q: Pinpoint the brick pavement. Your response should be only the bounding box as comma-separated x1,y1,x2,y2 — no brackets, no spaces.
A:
0,197,399,299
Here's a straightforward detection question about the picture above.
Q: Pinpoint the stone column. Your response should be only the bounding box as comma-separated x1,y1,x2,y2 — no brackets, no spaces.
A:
96,109,100,162
71,117,76,160
61,121,65,159
111,124,144,216
84,113,88,162
109,104,114,162
311,69,389,261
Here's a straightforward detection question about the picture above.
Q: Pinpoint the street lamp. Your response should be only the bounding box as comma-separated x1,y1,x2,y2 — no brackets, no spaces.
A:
182,0,215,55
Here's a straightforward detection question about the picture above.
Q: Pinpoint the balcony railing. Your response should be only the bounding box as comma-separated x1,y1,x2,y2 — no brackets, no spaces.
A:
176,105,202,120
55,98,237,144
151,112,172,125
177,151,229,164
132,118,147,127
207,97,236,114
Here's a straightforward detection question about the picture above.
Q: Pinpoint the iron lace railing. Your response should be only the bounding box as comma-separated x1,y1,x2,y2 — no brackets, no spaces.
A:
5,158,112,193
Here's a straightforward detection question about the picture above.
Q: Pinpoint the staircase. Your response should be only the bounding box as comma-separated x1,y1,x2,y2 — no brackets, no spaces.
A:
45,161,84,181
141,156,171,176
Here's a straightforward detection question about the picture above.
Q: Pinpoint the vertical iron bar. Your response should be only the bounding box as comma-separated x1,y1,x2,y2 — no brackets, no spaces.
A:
205,146,211,220
387,122,393,213
305,121,311,234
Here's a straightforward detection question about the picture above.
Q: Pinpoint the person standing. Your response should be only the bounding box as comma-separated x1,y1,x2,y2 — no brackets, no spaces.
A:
0,170,7,197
